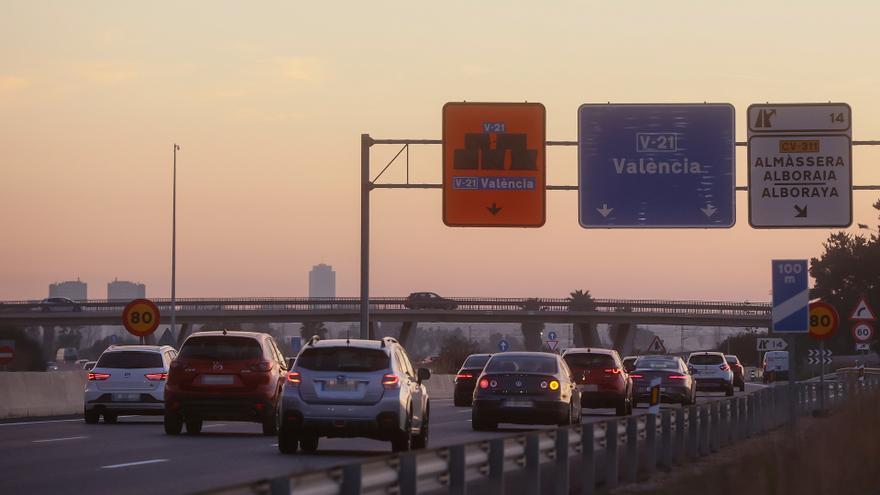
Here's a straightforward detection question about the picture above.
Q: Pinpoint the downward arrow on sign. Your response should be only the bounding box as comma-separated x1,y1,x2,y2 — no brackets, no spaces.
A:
596,204,613,218
486,203,502,215
701,206,717,218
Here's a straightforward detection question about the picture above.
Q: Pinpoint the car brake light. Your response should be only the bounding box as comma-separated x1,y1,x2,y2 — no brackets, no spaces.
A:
251,361,273,372
145,373,167,381
548,380,559,391
88,372,110,381
604,368,622,374
456,373,473,380
287,372,301,384
720,364,730,371
479,378,489,389
668,374,688,380
382,374,399,388
629,373,643,379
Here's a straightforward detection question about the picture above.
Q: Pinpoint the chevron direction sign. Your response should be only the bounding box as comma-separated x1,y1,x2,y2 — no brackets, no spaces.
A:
807,348,832,365
771,260,809,333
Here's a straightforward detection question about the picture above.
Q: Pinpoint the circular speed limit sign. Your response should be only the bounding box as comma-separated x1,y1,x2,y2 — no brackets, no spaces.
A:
808,301,839,341
852,322,875,343
122,299,161,337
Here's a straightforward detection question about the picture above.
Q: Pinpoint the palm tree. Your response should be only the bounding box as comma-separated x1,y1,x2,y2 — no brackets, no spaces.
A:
567,290,600,347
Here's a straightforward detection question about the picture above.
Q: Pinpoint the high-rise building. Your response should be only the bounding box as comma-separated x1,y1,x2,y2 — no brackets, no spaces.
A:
107,279,146,301
309,264,336,298
49,278,87,300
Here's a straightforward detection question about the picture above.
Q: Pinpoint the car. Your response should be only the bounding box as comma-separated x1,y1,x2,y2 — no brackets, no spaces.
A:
84,345,178,424
562,347,633,416
403,292,458,310
687,351,734,396
725,354,746,391
278,336,430,454
34,297,82,312
622,356,640,373
762,350,789,383
471,352,581,430
453,353,492,406
55,347,79,363
76,359,89,368
164,331,288,436
84,361,97,371
630,355,696,406
45,361,59,371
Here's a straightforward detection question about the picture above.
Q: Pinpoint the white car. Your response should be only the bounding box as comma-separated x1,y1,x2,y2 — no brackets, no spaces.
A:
687,351,734,396
84,345,178,424
762,350,789,383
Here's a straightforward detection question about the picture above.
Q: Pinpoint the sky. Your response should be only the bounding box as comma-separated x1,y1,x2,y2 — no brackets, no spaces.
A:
1,1,879,302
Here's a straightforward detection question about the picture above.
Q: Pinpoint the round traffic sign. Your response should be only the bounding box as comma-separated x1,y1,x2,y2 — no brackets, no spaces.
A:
122,299,161,337
0,345,14,365
498,339,510,352
547,331,558,341
809,301,839,341
852,322,875,343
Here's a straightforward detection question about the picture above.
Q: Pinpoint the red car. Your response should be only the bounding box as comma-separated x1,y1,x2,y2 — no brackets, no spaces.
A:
164,331,288,436
562,348,633,416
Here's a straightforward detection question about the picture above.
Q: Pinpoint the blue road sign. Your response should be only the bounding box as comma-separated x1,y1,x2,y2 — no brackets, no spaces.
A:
547,331,558,341
109,334,118,344
498,339,510,352
772,259,809,333
579,104,736,228
291,336,302,354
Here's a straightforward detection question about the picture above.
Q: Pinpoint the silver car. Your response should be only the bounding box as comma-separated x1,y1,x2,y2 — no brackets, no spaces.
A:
278,337,430,454
687,351,735,396
84,345,178,423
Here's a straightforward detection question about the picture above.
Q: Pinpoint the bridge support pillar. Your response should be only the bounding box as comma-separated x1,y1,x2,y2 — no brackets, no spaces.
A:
41,326,56,361
398,321,416,349
175,323,192,348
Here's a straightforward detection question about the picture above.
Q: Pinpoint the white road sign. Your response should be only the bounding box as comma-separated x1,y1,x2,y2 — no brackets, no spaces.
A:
852,322,875,343
757,337,788,351
748,103,852,228
856,343,871,351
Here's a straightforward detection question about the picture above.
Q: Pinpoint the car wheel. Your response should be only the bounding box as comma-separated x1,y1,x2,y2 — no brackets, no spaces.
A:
84,409,100,424
278,425,299,454
186,417,203,435
392,412,413,452
164,413,183,435
412,409,429,450
103,412,118,424
262,413,278,436
300,434,319,453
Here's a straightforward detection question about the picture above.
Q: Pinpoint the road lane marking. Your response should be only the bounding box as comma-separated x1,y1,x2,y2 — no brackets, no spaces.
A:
0,418,83,427
32,435,88,443
202,423,228,429
101,459,168,469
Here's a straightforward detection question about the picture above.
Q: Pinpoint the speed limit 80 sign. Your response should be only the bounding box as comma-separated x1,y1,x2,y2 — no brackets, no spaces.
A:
122,299,161,337
808,301,839,341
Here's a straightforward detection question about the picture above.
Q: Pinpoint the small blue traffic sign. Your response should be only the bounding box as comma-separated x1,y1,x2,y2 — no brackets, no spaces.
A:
578,104,736,228
109,334,118,344
291,336,302,353
547,331,558,341
772,259,809,333
498,339,510,352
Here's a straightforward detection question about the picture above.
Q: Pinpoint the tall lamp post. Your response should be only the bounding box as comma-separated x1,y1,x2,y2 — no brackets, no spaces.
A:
171,144,180,341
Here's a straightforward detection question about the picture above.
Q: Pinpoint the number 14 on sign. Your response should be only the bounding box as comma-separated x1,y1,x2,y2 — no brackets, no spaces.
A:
757,337,788,351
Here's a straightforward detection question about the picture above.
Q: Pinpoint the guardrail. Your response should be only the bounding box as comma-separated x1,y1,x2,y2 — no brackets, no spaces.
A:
199,376,880,495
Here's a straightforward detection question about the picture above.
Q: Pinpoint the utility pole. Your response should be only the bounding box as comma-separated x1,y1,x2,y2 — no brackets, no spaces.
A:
171,143,179,342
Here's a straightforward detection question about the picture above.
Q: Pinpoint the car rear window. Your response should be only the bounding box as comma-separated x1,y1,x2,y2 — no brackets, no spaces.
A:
296,348,390,372
689,354,724,365
486,355,558,374
463,355,491,368
635,358,680,370
179,337,263,361
564,353,616,369
97,351,163,369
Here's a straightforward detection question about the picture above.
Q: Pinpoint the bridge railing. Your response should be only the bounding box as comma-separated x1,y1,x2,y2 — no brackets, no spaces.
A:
198,376,879,495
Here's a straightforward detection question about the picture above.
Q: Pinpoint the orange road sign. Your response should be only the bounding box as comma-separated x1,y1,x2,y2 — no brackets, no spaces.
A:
442,102,546,227
809,301,839,341
122,299,161,337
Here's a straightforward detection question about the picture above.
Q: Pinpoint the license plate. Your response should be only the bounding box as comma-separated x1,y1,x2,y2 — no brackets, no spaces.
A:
112,393,139,402
202,374,234,385
324,381,357,391
583,384,598,392
505,400,533,408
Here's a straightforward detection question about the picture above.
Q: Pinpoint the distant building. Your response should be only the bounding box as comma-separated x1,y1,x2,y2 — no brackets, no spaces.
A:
309,264,336,298
107,279,146,301
49,279,87,301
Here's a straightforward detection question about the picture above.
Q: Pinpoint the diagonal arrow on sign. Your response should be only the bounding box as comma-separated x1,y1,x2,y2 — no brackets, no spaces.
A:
772,288,811,326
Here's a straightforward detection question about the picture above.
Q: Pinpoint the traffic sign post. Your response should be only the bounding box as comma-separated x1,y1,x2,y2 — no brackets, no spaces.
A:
578,103,735,228
747,103,852,228
442,102,546,227
122,299,161,340
809,300,839,414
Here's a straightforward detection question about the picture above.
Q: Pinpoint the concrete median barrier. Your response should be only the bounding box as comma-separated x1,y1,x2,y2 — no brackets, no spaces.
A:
425,374,456,399
0,371,86,419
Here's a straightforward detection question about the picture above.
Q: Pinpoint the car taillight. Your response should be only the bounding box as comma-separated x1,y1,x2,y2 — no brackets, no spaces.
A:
287,372,301,384
668,374,688,380
382,374,399,388
720,364,730,371
604,368,622,374
456,373,473,380
479,378,489,389
145,373,167,381
88,372,110,381
629,374,643,379
251,361,273,372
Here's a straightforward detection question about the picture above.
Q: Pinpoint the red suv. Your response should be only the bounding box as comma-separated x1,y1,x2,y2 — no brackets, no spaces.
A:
164,331,288,436
562,348,633,416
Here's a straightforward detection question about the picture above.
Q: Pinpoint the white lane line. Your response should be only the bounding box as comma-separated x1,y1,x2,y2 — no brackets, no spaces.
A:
33,435,89,443
202,423,228,429
270,443,278,447
432,398,453,402
0,414,141,427
101,459,168,470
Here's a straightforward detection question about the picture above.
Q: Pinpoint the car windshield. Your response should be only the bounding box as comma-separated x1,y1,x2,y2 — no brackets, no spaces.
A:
179,337,263,361
97,351,163,369
462,355,491,368
296,347,390,372
486,355,558,374
564,353,616,369
635,358,680,370
689,354,725,365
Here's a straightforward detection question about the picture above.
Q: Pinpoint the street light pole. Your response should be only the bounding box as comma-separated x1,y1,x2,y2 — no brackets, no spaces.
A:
171,144,179,342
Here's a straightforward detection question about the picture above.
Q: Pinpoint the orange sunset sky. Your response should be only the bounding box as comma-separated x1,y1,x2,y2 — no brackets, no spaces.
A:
2,1,879,302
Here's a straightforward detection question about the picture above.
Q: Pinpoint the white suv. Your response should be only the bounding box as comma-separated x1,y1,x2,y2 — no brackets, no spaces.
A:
84,345,177,423
278,337,431,454
687,351,734,396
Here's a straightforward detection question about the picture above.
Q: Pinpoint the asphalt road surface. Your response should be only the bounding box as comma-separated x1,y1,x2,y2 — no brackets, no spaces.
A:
0,386,763,495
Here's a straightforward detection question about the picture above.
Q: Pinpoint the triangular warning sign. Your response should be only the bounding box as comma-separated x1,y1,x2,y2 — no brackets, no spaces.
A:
648,336,667,354
850,297,877,321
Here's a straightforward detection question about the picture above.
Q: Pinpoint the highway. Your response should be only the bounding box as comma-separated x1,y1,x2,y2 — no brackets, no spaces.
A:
0,387,762,495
